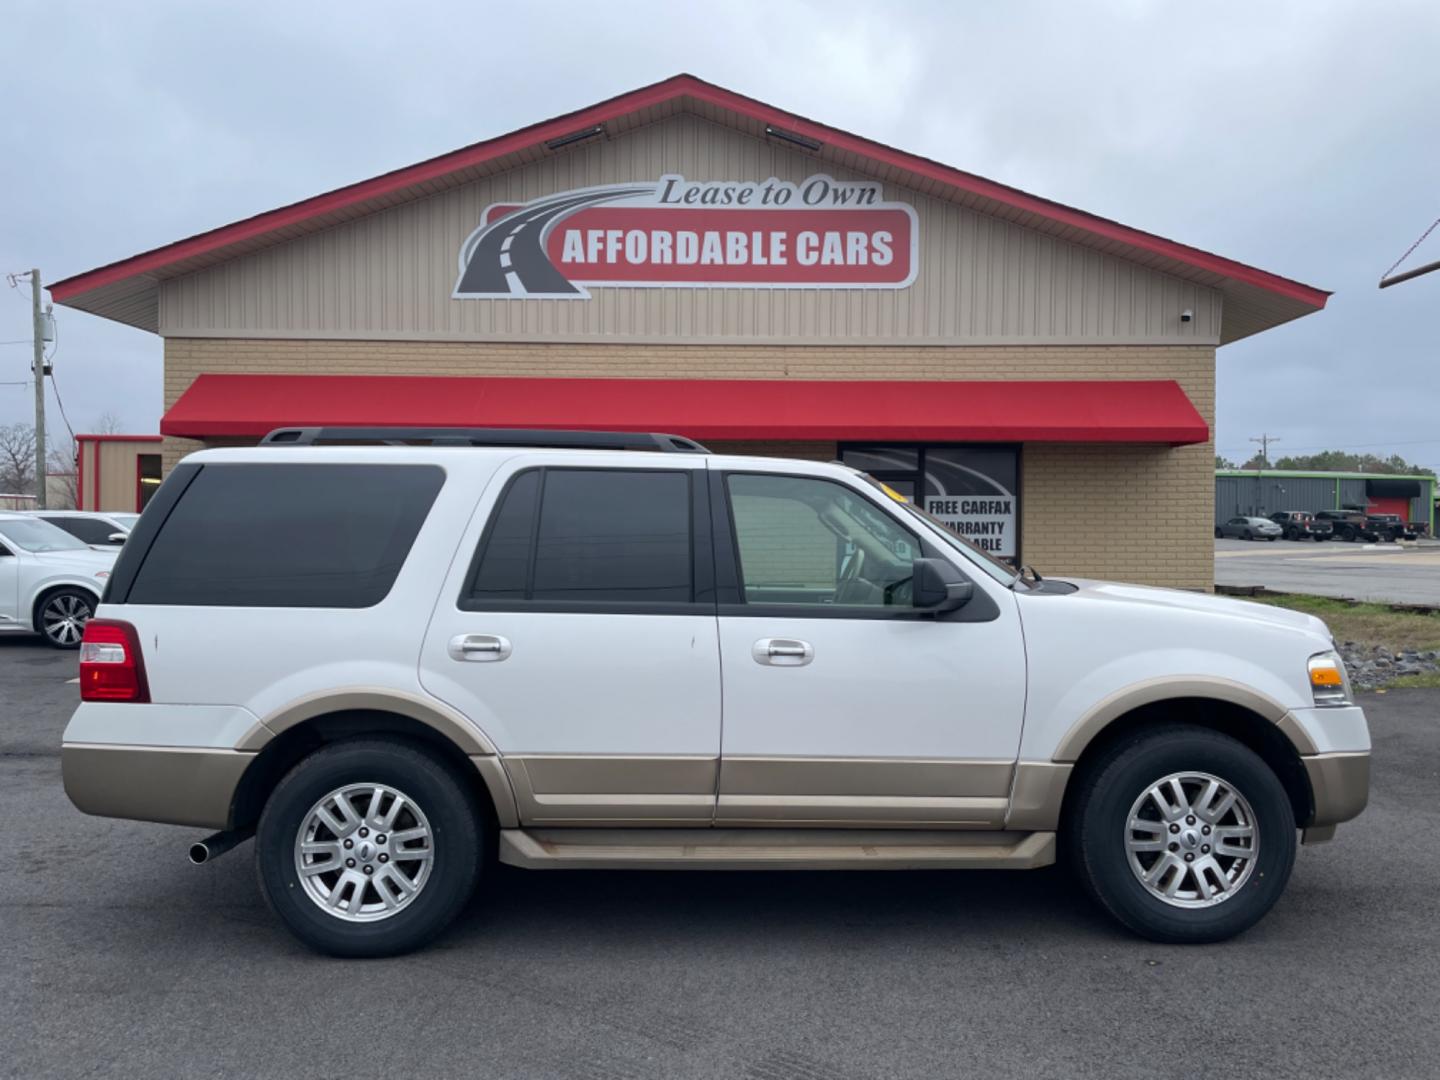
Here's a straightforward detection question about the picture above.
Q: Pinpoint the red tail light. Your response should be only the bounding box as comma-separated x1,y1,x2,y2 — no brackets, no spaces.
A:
79,620,150,703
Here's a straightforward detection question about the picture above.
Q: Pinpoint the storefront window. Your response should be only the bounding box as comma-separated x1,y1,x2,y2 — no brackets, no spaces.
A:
137,454,163,510
840,444,1020,562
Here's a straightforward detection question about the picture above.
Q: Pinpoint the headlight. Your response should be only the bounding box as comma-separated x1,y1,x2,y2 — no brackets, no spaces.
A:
1308,651,1352,707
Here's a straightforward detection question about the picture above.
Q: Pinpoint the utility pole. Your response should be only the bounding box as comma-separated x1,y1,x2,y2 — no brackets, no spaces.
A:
29,268,47,509
1249,433,1280,467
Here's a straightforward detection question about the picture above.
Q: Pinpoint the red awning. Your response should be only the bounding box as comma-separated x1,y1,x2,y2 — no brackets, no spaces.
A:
160,374,1209,445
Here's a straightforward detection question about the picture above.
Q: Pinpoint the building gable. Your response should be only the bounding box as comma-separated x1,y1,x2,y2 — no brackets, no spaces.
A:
157,113,1221,346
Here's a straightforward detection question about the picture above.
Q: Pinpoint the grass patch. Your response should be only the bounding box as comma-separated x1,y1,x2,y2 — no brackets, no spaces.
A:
1250,593,1440,653
1388,671,1440,689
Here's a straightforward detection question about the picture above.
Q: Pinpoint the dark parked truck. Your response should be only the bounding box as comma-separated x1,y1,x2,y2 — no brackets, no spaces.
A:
1268,511,1332,541
1312,509,1377,543
1364,514,1418,542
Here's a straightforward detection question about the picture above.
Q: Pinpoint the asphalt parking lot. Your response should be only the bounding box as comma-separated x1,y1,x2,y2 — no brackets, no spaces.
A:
3,636,1438,1080
1215,537,1440,604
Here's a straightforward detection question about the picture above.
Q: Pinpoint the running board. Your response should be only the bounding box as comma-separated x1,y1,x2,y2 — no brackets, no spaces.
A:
498,828,1055,870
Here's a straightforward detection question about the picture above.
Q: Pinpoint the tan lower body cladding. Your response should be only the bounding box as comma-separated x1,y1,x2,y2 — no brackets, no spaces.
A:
505,754,1015,829
162,338,1216,590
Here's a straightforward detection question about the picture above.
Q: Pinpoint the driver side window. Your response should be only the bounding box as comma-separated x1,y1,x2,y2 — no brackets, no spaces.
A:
726,474,919,607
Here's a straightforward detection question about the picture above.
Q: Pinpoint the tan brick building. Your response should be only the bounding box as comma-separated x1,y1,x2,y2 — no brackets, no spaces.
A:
51,75,1327,589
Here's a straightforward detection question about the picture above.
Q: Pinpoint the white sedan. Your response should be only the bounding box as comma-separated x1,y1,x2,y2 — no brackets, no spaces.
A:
0,513,118,647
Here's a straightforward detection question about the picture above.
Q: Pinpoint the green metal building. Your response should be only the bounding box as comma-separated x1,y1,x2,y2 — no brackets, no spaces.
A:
1215,470,1436,533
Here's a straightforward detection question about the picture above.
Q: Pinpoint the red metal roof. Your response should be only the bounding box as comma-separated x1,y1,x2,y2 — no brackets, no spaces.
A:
160,374,1209,445
50,74,1328,331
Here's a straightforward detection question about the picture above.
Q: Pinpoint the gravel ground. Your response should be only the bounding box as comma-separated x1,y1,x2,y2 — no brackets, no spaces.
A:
3,636,1438,1080
1339,642,1440,689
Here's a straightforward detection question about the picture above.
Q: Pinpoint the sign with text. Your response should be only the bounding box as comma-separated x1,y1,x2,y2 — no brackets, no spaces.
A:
922,448,1019,560
454,174,917,299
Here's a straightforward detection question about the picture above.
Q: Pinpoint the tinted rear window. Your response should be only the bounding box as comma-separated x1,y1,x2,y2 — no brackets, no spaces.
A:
464,468,693,606
533,470,691,602
126,464,444,607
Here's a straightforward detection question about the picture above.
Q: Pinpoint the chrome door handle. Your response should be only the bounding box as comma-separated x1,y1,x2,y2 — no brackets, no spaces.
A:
753,638,814,666
448,634,512,662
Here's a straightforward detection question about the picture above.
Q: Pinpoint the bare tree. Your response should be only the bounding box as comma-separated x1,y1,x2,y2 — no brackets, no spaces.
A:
0,423,36,495
91,411,124,435
47,438,78,509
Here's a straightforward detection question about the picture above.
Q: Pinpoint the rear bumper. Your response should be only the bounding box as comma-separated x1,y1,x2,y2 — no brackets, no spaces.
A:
62,743,253,829
61,702,265,829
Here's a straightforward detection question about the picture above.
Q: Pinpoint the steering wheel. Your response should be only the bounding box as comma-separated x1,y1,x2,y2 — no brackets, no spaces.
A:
839,546,866,589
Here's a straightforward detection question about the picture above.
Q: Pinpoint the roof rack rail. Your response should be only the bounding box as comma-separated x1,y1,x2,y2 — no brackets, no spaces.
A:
259,427,710,454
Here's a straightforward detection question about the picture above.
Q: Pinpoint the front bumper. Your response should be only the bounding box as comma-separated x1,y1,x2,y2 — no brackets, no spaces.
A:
1281,704,1370,838
1302,751,1370,828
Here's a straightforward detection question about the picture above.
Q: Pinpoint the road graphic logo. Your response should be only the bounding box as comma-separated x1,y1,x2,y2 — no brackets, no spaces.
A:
453,174,918,299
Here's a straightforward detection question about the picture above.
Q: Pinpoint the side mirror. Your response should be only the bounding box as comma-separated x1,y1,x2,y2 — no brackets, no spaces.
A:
107,533,128,545
912,557,974,613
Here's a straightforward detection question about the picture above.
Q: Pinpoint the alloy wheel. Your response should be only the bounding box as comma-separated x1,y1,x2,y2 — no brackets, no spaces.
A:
294,782,435,922
1124,771,1258,908
42,592,91,647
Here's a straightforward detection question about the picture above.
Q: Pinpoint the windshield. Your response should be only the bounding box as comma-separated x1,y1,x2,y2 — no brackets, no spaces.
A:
850,471,1020,585
875,499,1016,586
0,518,91,553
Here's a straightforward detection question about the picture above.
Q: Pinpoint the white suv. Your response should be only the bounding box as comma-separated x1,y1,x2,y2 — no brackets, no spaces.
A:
0,512,116,647
61,429,1370,956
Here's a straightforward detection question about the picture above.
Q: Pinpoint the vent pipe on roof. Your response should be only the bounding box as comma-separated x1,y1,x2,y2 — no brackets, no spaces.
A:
764,125,822,152
544,125,605,151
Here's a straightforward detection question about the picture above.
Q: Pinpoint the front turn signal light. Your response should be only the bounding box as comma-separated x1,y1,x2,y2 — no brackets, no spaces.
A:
1308,652,1351,707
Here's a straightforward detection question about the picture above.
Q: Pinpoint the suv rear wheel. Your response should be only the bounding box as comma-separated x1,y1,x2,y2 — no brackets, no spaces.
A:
1066,725,1296,943
256,738,483,957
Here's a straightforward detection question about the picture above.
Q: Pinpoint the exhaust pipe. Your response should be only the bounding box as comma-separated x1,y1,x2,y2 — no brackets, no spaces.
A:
189,827,254,865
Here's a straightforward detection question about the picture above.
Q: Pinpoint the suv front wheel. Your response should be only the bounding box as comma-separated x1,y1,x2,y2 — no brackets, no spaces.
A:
1066,725,1296,943
256,738,484,957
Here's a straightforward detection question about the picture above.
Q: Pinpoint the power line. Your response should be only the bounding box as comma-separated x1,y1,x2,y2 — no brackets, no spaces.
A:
1379,216,1440,289
1248,433,1280,462
1217,436,1440,454
44,315,74,444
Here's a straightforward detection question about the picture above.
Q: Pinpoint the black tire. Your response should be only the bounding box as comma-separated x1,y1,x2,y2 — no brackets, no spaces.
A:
1285,528,1299,541
1243,530,1253,540
1267,535,1277,542
1065,724,1296,944
256,738,484,957
1314,534,1325,542
1214,527,1223,539
1339,525,1355,542
34,587,95,649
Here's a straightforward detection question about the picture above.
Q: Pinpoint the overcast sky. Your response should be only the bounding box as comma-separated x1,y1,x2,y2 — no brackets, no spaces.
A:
2,0,1437,467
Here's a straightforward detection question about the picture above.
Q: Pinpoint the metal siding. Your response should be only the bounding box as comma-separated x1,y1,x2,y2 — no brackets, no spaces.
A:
1338,479,1368,510
160,114,1222,344
96,443,141,513
1214,475,1339,523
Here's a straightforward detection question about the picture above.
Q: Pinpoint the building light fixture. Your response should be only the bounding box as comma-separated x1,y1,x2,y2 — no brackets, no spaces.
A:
765,125,822,152
544,125,605,151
